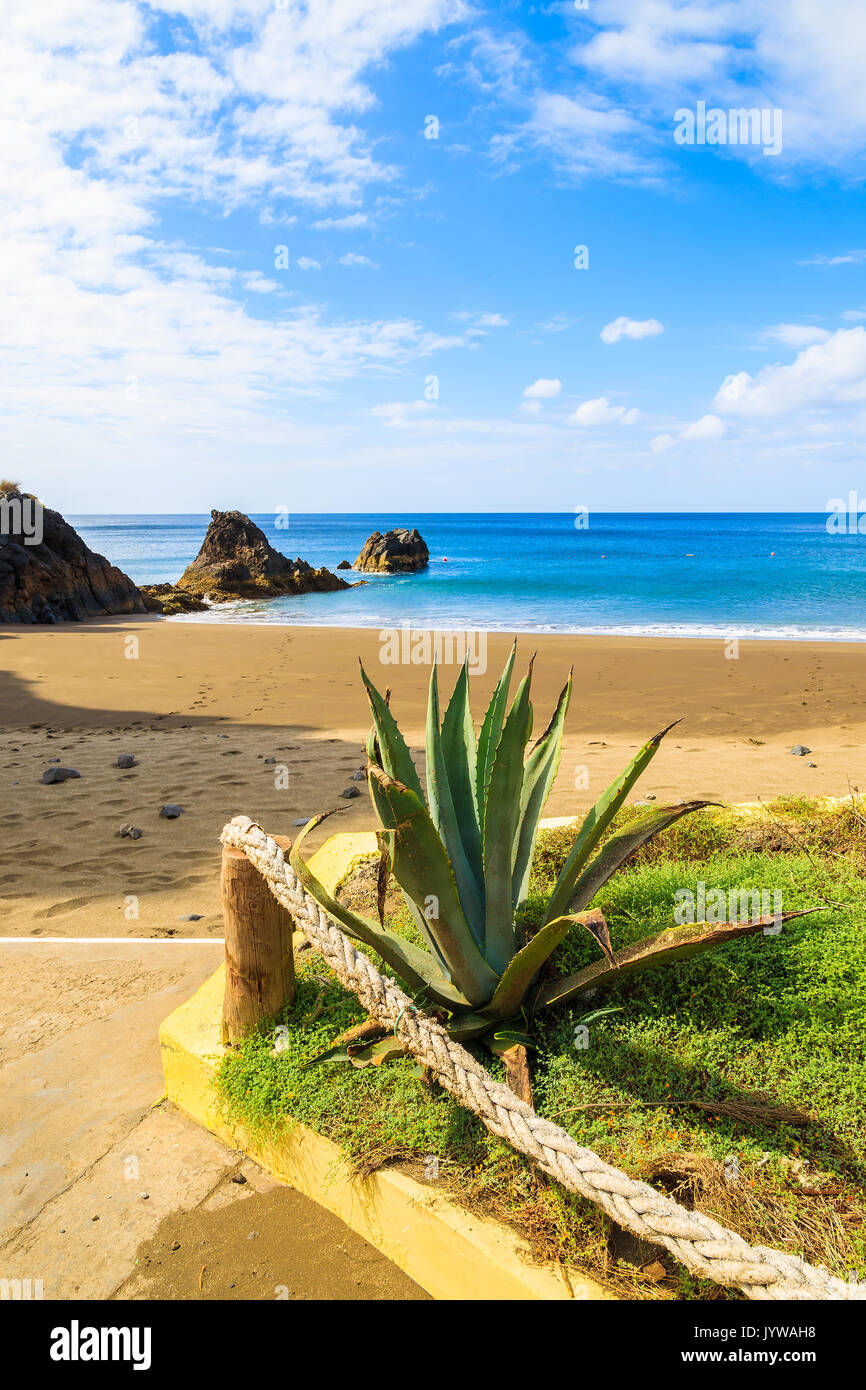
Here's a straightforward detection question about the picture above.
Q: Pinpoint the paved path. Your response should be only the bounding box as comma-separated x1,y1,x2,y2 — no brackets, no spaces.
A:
0,942,426,1300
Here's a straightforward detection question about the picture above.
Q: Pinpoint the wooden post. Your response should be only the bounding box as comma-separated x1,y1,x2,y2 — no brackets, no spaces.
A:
221,835,295,1045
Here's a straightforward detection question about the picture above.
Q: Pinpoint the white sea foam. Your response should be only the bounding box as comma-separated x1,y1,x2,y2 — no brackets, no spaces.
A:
169,611,866,642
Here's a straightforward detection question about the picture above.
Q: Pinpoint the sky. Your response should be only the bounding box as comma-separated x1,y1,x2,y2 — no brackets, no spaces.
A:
3,0,866,513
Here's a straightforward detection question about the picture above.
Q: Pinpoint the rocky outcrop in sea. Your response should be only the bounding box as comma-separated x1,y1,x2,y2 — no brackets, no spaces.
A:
0,484,146,624
354,527,429,573
176,509,350,602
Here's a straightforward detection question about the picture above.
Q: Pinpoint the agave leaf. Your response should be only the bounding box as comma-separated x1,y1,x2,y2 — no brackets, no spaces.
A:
359,662,424,802
574,1006,624,1027
445,1011,500,1043
565,800,716,914
359,1036,409,1066
374,835,389,929
547,908,616,968
482,662,534,975
476,642,516,828
511,670,572,910
482,916,569,1022
310,1036,408,1068
534,908,826,1011
289,814,470,1011
425,666,485,944
369,767,500,1008
440,659,484,889
488,1029,537,1052
368,786,451,972
542,720,680,925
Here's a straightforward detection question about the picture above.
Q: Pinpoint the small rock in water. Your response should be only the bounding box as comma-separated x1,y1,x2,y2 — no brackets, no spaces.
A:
807,762,817,768
119,824,143,840
293,817,311,827
47,756,61,764
351,768,366,781
116,754,137,769
263,756,277,765
644,793,657,801
178,913,203,921
42,767,80,784
340,785,361,799
159,803,185,818
790,745,811,756
231,1174,247,1185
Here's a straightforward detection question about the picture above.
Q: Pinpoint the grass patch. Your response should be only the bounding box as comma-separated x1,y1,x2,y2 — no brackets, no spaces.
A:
216,796,866,1299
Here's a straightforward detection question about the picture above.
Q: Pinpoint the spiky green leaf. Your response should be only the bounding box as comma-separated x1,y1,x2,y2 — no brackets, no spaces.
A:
440,660,484,888
289,813,470,1011
511,670,572,910
565,800,715,914
369,767,500,1007
483,916,569,1022
546,909,615,967
359,662,424,802
542,721,680,925
489,1029,537,1052
475,643,516,829
535,908,826,1011
482,662,534,974
310,1036,408,1068
425,666,485,944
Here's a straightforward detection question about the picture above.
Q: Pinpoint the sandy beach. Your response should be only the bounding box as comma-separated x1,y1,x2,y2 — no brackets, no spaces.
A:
1,617,864,940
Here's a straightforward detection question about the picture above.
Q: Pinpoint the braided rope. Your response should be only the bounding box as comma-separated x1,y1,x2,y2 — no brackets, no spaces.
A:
222,816,862,1302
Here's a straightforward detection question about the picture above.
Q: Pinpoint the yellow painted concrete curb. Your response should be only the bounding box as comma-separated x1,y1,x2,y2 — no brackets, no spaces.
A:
160,968,613,1301
160,819,616,1301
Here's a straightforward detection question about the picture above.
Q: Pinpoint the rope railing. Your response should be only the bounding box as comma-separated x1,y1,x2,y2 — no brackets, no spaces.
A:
221,815,863,1302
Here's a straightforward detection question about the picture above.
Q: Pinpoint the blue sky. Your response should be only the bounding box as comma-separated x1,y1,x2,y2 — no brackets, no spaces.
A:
3,0,866,512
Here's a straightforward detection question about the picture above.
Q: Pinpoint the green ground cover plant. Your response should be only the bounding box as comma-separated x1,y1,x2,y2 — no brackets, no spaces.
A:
216,797,866,1299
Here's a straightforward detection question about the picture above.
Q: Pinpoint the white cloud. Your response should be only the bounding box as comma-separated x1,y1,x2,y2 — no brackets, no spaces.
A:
372,400,438,428
523,378,562,399
493,91,660,183
313,213,370,230
470,2,866,185
714,327,866,416
650,433,676,453
243,272,279,293
339,252,376,268
573,396,640,426
451,310,510,335
799,250,866,266
763,324,830,348
535,313,576,333
681,413,725,440
601,316,664,344
296,257,322,271
569,0,866,175
0,0,469,483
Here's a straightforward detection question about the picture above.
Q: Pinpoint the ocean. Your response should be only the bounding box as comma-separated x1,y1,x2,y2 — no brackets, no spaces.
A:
69,512,866,641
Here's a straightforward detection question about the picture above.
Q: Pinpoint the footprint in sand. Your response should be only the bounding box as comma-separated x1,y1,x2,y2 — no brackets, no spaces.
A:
34,896,93,919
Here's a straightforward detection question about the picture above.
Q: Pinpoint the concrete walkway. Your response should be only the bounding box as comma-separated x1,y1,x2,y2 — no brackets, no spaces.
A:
0,942,426,1300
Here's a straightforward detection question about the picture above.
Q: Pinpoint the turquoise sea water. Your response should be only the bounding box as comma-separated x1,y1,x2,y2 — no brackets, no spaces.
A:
69,513,866,640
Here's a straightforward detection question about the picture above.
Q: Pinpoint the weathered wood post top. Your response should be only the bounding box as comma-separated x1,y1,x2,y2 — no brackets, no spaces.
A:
221,834,295,1045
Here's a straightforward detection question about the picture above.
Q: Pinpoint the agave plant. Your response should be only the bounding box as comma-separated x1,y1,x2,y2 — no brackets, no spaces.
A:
290,647,813,1068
